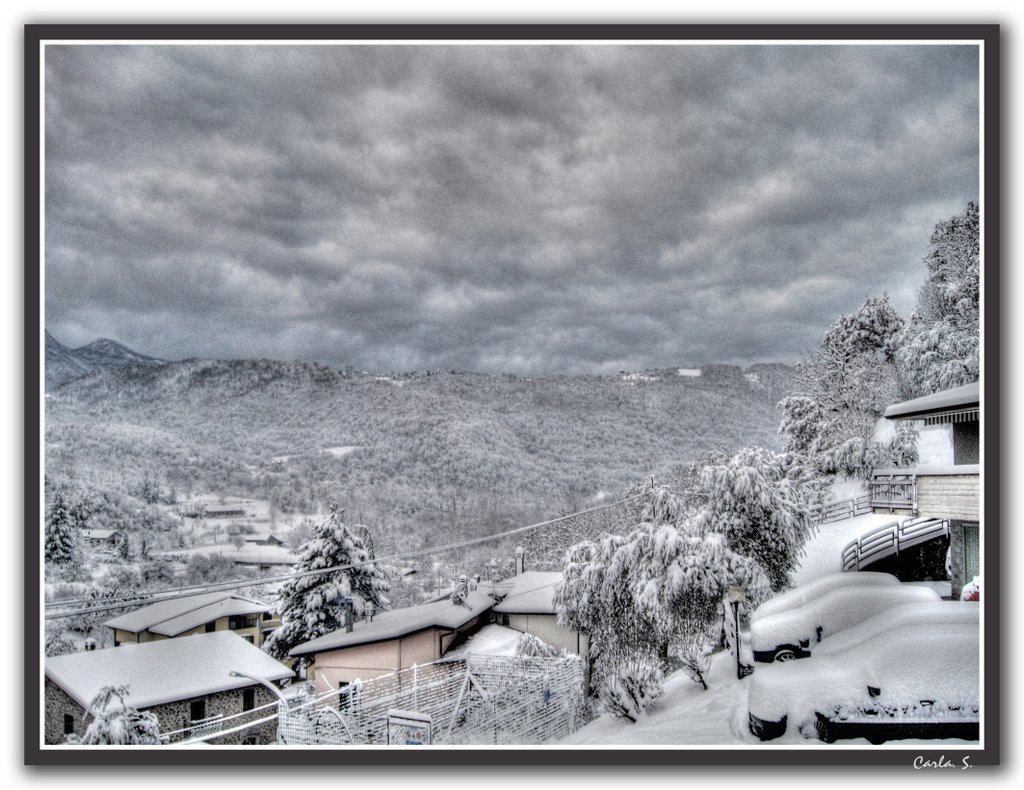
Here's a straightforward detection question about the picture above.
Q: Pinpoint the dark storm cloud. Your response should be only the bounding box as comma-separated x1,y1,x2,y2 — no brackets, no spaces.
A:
44,43,979,375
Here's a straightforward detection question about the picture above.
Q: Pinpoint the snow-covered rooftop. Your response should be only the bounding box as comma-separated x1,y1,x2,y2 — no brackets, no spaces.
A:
45,631,293,710
442,624,525,659
492,571,563,614
243,532,282,543
884,381,979,420
104,591,270,635
81,529,119,540
159,544,300,566
290,591,495,657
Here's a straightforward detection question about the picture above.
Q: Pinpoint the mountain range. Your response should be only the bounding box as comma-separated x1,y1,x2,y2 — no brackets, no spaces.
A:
44,336,796,563
45,331,163,391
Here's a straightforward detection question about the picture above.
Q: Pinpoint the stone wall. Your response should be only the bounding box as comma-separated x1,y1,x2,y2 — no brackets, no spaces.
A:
44,678,280,745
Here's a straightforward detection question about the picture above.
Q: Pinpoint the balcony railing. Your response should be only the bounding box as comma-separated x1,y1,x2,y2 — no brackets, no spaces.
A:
868,470,917,512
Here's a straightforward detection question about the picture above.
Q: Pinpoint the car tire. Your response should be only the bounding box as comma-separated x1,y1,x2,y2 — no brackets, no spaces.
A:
773,646,799,662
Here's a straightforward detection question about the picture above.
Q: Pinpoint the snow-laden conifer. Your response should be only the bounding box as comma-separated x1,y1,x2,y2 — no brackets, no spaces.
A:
898,201,980,396
263,506,389,664
45,488,82,566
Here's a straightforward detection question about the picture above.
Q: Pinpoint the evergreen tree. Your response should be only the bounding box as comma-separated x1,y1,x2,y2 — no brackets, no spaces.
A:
898,201,980,395
65,686,161,745
45,488,81,565
263,506,389,664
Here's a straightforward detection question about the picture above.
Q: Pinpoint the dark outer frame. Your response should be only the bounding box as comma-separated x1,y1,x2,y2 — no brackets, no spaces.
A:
24,21,1000,768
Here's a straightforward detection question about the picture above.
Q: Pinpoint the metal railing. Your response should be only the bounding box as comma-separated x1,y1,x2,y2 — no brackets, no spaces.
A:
841,517,949,572
185,714,224,740
812,494,873,525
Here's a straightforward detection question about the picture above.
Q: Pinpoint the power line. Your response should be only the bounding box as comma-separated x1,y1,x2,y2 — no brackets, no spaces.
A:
45,494,642,621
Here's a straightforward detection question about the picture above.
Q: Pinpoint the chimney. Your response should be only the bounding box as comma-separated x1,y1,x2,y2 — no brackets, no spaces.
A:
514,546,525,576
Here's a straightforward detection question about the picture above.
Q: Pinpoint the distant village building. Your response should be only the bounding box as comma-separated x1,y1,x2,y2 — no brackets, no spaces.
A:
181,503,248,519
80,529,121,548
104,591,279,648
44,631,293,745
243,532,285,547
203,505,247,519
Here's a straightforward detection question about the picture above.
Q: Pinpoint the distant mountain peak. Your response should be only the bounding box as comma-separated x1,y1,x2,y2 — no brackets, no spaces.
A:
44,331,163,391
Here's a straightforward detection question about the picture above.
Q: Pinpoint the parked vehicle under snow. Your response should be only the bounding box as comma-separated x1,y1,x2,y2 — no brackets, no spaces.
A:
750,583,941,663
748,622,979,744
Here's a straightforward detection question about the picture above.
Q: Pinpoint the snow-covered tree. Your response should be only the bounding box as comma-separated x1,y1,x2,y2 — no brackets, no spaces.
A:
898,201,980,396
45,488,82,566
263,507,389,664
780,295,906,475
691,448,822,593
65,686,161,745
44,624,77,657
555,496,772,716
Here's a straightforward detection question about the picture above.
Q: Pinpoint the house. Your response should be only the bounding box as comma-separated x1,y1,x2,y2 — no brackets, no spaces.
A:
880,381,981,598
290,591,495,695
104,591,279,648
491,570,588,658
243,532,285,547
44,631,293,744
182,503,248,519
80,529,121,548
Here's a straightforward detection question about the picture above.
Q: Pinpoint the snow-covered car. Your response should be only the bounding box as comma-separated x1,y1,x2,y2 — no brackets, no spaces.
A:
813,601,978,659
750,584,942,663
748,622,979,744
751,572,901,622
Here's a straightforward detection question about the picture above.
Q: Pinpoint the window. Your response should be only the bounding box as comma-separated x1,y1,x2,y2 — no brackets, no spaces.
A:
63,714,74,735
242,688,255,711
205,622,216,633
229,614,257,630
190,700,206,722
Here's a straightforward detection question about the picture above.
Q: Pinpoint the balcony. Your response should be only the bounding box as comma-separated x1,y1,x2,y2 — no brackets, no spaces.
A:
869,470,917,513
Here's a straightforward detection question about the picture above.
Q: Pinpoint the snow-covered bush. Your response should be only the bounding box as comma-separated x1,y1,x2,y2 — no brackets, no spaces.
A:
595,654,665,723
65,686,161,745
514,632,561,658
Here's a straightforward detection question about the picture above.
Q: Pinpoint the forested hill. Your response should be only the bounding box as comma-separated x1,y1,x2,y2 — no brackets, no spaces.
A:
45,357,793,549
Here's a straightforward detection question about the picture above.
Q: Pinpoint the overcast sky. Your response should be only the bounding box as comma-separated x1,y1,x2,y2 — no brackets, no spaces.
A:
43,43,979,375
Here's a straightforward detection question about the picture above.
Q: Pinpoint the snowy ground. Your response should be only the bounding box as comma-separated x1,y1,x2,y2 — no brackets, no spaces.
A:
559,510,974,748
791,512,907,586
